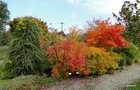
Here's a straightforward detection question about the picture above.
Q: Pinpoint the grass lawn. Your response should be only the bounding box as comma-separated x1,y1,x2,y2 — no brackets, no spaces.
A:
123,79,140,90
0,80,8,90
0,75,58,90
0,46,9,61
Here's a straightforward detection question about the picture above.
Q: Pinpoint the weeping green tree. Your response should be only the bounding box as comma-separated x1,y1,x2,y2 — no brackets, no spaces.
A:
9,19,44,76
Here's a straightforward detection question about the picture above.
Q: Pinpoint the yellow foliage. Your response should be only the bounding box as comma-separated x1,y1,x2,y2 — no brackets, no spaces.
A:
69,26,84,42
84,47,121,75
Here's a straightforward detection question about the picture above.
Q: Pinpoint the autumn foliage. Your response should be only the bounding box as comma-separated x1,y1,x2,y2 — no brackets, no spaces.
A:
85,20,129,49
46,39,86,78
8,17,133,79
4,6,138,80
46,39,122,78
45,20,129,78
84,47,121,75
68,26,84,42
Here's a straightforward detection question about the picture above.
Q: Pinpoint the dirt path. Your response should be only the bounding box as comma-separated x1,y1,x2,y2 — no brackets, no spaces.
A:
42,64,140,90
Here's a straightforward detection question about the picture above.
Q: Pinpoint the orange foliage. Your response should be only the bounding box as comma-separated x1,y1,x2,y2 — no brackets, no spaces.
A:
85,20,129,49
46,39,86,78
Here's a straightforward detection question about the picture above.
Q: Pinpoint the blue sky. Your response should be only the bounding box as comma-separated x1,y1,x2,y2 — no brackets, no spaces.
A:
3,0,136,32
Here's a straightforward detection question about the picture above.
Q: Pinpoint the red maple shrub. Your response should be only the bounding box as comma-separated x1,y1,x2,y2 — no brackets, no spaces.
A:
46,39,86,78
85,20,129,49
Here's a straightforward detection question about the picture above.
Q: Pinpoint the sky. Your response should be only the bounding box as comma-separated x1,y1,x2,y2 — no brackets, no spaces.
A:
3,0,136,33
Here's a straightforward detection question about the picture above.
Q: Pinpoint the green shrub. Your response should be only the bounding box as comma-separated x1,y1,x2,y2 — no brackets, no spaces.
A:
43,30,66,48
9,19,44,76
112,43,140,66
0,31,10,46
0,60,16,79
0,46,9,61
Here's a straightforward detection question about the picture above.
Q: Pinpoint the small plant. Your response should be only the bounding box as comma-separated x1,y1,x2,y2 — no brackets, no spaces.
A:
43,77,58,84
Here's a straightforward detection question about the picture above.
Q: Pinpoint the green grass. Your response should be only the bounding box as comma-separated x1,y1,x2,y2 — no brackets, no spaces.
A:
0,46,9,61
0,75,58,90
123,79,140,90
0,75,43,90
0,80,8,90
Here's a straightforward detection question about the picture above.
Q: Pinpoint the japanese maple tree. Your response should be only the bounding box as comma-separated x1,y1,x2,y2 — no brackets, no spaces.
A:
46,39,86,78
85,20,129,49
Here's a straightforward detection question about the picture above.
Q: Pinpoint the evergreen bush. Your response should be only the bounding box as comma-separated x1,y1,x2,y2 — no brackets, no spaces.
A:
9,19,44,76
113,43,140,66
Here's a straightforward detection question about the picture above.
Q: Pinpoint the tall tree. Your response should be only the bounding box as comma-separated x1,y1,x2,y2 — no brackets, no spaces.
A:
0,0,10,31
113,0,140,47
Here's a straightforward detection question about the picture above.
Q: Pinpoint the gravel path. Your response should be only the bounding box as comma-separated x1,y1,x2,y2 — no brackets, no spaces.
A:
42,64,140,90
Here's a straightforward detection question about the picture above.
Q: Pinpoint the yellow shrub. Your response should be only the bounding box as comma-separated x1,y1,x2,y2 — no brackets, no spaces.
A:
68,26,84,42
84,47,121,75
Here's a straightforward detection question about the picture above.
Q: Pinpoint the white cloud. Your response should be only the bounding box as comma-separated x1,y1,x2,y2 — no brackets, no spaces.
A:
79,0,138,24
67,0,80,5
83,0,136,16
